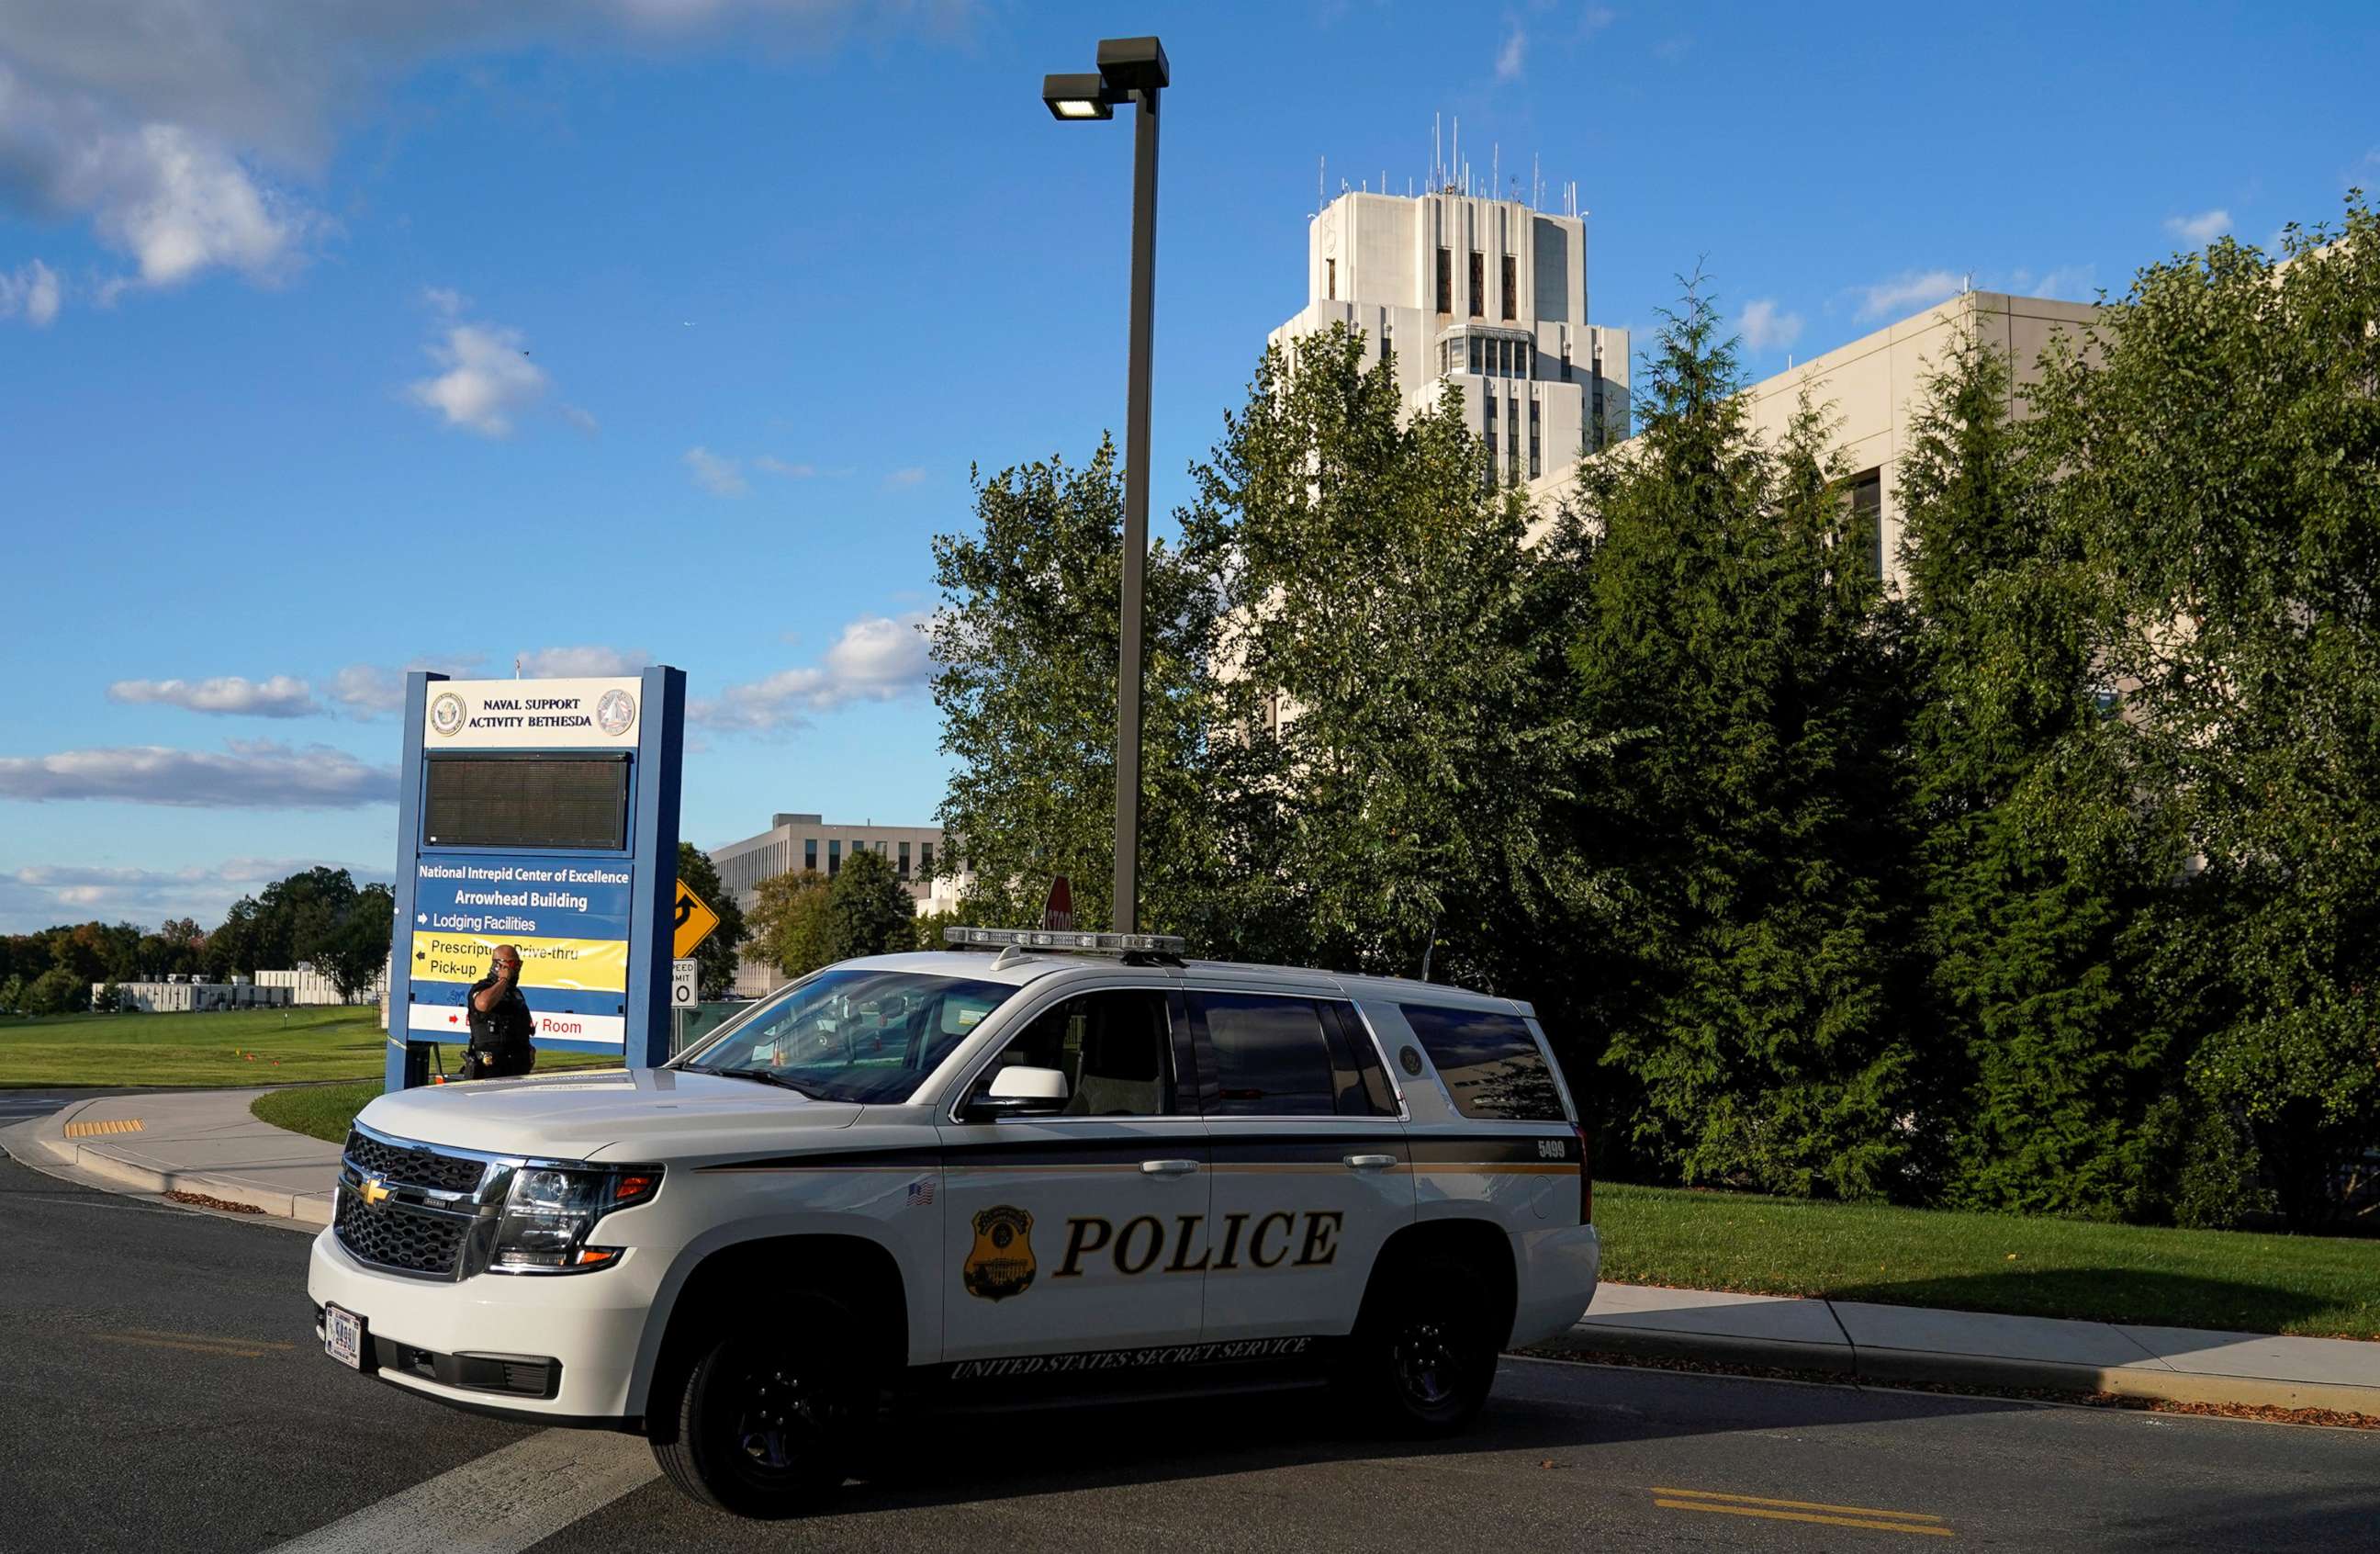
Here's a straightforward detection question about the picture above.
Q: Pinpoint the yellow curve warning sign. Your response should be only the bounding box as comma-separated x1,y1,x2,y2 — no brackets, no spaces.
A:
673,879,724,961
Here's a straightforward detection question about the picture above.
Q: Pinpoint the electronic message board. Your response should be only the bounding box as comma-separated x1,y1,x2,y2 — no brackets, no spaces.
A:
385,670,686,1089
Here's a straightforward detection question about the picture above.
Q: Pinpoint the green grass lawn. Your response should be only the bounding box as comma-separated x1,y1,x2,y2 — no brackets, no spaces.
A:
1596,1181,2380,1341
251,1053,625,1143
0,1007,393,1087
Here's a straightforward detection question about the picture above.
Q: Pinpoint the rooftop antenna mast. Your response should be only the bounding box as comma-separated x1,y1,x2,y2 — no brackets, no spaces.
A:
1452,116,1460,193
1318,154,1324,215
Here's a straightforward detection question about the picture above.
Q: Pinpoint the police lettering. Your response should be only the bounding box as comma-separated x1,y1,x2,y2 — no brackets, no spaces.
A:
1052,1210,1343,1278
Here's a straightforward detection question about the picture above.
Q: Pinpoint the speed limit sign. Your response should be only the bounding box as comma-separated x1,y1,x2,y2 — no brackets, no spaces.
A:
670,958,699,1008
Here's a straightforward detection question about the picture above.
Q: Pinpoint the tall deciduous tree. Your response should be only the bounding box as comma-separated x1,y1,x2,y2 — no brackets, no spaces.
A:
1187,324,1586,985
822,848,917,963
1562,280,1922,1199
2034,201,2380,1225
676,843,748,998
748,871,833,982
928,436,1276,949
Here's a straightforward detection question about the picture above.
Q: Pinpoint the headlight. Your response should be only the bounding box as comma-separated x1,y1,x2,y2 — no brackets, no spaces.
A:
489,1164,662,1274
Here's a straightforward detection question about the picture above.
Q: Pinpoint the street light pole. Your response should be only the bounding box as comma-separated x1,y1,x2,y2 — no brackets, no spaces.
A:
1044,36,1168,936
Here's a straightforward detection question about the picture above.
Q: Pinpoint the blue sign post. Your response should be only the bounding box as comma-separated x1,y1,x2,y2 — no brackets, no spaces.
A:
385,666,686,1090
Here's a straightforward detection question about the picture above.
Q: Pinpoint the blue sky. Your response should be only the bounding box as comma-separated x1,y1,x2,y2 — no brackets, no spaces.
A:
3,0,2375,931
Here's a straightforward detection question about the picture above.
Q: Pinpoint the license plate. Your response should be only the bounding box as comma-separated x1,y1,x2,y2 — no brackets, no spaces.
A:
324,1303,365,1369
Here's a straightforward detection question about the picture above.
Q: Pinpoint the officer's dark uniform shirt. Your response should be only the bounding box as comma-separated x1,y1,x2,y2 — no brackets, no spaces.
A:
465,974,535,1058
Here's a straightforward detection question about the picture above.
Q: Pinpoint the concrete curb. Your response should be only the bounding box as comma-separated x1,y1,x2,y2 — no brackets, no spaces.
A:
1537,1321,2380,1418
1,1102,334,1228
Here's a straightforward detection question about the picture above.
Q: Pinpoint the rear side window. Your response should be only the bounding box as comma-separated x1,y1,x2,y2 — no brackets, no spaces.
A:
1194,993,1338,1116
1398,1005,1566,1121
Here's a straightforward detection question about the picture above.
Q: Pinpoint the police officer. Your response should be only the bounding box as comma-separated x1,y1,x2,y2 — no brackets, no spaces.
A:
465,945,537,1079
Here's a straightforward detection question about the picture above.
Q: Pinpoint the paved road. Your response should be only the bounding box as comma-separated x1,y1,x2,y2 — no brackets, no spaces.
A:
0,1087,156,1127
4,1146,2374,1553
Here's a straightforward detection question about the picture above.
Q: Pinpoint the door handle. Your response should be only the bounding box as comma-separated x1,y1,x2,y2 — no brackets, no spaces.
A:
1343,1154,1398,1170
1140,1158,1200,1176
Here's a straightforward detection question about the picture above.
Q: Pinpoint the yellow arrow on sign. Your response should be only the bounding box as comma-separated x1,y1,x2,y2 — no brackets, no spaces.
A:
673,878,724,960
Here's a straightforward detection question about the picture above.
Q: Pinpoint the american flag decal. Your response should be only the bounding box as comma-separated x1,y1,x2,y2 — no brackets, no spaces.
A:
907,1177,937,1208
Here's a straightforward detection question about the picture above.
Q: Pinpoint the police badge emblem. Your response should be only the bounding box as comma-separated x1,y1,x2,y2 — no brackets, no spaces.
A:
963,1204,1037,1301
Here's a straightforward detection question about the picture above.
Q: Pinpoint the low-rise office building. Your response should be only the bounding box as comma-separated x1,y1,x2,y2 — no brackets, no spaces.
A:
709,812,971,997
102,975,296,1013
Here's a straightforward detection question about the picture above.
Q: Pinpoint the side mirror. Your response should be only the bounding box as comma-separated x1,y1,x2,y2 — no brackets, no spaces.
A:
960,1064,1069,1121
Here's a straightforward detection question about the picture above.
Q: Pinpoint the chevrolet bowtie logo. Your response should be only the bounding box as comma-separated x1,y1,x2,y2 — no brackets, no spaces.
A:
361,1177,394,1207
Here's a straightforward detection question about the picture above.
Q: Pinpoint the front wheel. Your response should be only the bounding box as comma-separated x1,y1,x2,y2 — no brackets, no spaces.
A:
1340,1257,1500,1436
648,1311,874,1518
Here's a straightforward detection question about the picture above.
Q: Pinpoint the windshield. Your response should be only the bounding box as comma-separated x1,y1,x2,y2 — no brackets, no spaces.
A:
679,968,1016,1105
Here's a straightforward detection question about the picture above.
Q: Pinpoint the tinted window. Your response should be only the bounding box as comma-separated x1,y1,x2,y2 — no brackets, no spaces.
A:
995,990,1178,1117
1398,1005,1566,1120
1196,994,1338,1116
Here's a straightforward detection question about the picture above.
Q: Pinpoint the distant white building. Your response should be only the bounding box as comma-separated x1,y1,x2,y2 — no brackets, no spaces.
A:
103,975,295,1013
256,962,387,1007
1269,186,1633,496
709,812,972,997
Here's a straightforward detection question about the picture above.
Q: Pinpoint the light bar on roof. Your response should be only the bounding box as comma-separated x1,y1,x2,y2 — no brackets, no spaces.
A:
945,927,1187,956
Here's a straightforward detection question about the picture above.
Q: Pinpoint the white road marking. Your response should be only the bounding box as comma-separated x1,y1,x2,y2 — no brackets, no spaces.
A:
264,1427,659,1553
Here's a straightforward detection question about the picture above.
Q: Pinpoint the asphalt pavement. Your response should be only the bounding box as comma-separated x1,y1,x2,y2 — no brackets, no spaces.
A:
4,1143,2375,1554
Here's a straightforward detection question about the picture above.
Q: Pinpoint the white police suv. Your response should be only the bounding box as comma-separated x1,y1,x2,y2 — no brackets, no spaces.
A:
307,930,1600,1517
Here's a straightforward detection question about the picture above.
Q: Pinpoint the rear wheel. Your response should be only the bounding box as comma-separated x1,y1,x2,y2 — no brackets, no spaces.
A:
649,1297,874,1518
1342,1256,1500,1435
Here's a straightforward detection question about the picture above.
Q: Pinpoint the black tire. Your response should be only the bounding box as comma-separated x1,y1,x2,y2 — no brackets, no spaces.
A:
648,1296,875,1518
1340,1256,1500,1436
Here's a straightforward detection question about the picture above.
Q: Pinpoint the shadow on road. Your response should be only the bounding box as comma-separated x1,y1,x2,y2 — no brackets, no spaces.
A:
825,1364,2028,1515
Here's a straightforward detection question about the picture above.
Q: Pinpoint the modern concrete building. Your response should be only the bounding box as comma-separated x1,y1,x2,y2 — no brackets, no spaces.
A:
710,812,971,997
1268,187,1632,491
1521,288,2104,577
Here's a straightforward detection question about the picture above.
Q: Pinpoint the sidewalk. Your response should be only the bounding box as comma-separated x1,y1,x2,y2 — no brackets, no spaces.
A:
6,1086,341,1226
10,1087,2379,1417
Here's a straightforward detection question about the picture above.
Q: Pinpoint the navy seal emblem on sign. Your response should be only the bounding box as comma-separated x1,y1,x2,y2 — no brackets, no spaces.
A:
429,693,466,738
595,688,637,738
964,1204,1037,1301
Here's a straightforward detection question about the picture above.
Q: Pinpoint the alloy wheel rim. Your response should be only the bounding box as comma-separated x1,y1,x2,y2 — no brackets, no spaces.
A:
1392,1318,1460,1408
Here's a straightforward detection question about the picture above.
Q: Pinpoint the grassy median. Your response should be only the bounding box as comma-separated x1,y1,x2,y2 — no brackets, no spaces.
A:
0,1007,392,1087
1595,1181,2380,1341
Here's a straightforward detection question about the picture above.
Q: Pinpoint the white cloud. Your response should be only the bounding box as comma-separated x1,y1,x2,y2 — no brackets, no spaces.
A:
0,259,62,326
1496,24,1527,81
690,613,930,731
2012,263,2096,301
515,645,651,678
0,739,397,807
683,445,748,497
1740,298,1803,351
752,456,815,478
1854,268,1961,321
1,856,388,932
560,402,600,434
107,673,320,717
0,62,315,296
2164,208,2231,244
407,318,549,436
884,466,927,488
329,657,486,715
0,6,970,307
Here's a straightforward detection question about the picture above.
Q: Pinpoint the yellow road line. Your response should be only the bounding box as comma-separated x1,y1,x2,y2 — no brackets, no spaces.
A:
96,1334,271,1359
1656,1486,1944,1521
1653,1487,1949,1536
64,1118,144,1137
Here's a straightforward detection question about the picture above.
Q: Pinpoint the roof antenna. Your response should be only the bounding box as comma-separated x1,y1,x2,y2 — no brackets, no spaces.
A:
1318,154,1325,214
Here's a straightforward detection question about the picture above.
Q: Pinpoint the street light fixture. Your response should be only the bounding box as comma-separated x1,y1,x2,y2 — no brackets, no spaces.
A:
1043,34,1167,936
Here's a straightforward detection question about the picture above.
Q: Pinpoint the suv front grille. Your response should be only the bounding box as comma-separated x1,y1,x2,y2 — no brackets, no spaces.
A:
342,1130,488,1194
335,1188,470,1277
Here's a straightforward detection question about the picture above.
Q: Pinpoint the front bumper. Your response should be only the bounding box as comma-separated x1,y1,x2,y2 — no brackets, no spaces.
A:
307,1227,661,1421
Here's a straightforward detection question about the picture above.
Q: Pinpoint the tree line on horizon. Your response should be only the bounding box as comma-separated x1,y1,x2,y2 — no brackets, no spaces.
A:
924,198,2380,1232
0,864,399,1016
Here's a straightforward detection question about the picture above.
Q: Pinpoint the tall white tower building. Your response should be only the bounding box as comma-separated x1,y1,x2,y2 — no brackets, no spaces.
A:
1268,187,1631,508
